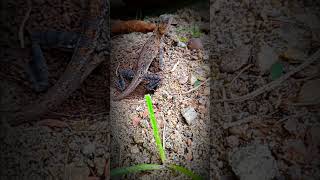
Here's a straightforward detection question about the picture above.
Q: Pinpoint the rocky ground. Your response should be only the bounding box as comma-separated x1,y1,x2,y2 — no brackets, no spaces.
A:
1,0,109,179
210,0,320,179
1,0,320,180
110,5,211,179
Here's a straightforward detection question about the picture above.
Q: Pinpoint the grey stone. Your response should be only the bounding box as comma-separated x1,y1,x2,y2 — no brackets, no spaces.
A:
177,41,187,48
181,107,198,125
229,144,279,180
257,44,278,74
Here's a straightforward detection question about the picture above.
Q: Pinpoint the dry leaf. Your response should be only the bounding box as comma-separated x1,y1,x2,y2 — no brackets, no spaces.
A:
111,20,156,34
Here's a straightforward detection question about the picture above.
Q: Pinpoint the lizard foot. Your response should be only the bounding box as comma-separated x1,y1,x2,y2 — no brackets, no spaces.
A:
26,42,49,92
27,31,80,92
116,68,134,91
144,73,161,91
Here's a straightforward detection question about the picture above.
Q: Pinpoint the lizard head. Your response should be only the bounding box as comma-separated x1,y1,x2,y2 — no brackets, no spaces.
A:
156,15,173,36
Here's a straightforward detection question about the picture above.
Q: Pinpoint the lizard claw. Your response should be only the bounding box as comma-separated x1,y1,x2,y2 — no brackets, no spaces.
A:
116,77,126,91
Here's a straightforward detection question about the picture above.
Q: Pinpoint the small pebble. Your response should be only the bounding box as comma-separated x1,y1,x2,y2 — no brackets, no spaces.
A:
187,38,203,50
181,107,198,125
190,73,198,85
131,145,140,154
177,41,187,48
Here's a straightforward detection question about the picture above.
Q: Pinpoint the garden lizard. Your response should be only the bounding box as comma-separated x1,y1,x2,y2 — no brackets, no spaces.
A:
114,15,172,101
13,0,110,125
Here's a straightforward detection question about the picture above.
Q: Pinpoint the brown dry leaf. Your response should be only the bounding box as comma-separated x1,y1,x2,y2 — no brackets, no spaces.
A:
37,119,69,128
111,20,156,34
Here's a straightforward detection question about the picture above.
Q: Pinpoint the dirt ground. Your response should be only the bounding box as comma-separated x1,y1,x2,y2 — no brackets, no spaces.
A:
210,0,320,179
1,0,109,179
109,4,210,179
1,0,320,180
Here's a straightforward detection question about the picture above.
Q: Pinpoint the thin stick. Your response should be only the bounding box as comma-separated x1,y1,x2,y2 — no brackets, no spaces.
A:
162,115,165,152
229,64,252,86
170,60,180,72
213,49,320,103
223,115,259,129
289,101,320,106
19,0,32,48
181,78,210,94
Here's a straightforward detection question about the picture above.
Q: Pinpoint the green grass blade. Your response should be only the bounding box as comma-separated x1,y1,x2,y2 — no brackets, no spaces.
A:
111,164,165,177
168,164,203,180
145,94,166,163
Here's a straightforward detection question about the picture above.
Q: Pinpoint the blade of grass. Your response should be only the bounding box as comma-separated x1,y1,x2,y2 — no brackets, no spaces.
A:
145,94,166,163
168,164,203,180
111,164,165,177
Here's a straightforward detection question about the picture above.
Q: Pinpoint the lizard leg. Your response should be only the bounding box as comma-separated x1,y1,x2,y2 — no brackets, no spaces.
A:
143,73,161,91
27,31,80,92
117,68,134,91
26,42,49,92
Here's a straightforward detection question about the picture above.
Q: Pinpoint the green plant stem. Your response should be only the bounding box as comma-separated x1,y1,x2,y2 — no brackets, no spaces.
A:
145,94,166,163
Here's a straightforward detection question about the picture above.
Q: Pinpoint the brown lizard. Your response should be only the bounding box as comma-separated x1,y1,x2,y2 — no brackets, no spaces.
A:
113,15,173,101
12,0,110,125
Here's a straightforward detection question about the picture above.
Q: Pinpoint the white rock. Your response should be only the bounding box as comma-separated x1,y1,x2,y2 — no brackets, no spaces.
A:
177,41,187,48
190,74,198,85
181,107,198,125
229,144,279,180
257,44,278,74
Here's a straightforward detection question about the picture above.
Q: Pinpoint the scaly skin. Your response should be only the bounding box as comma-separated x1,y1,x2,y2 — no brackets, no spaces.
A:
13,0,110,125
114,16,172,101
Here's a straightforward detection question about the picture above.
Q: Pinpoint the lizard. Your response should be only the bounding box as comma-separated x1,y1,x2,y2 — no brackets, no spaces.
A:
113,15,173,101
12,0,110,125
27,30,80,92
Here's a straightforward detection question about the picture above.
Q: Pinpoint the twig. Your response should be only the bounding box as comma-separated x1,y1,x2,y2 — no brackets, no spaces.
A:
19,0,32,48
181,78,210,94
213,49,320,103
223,115,259,129
162,115,165,151
289,101,320,106
170,60,180,72
275,89,282,109
229,64,252,86
115,62,120,77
